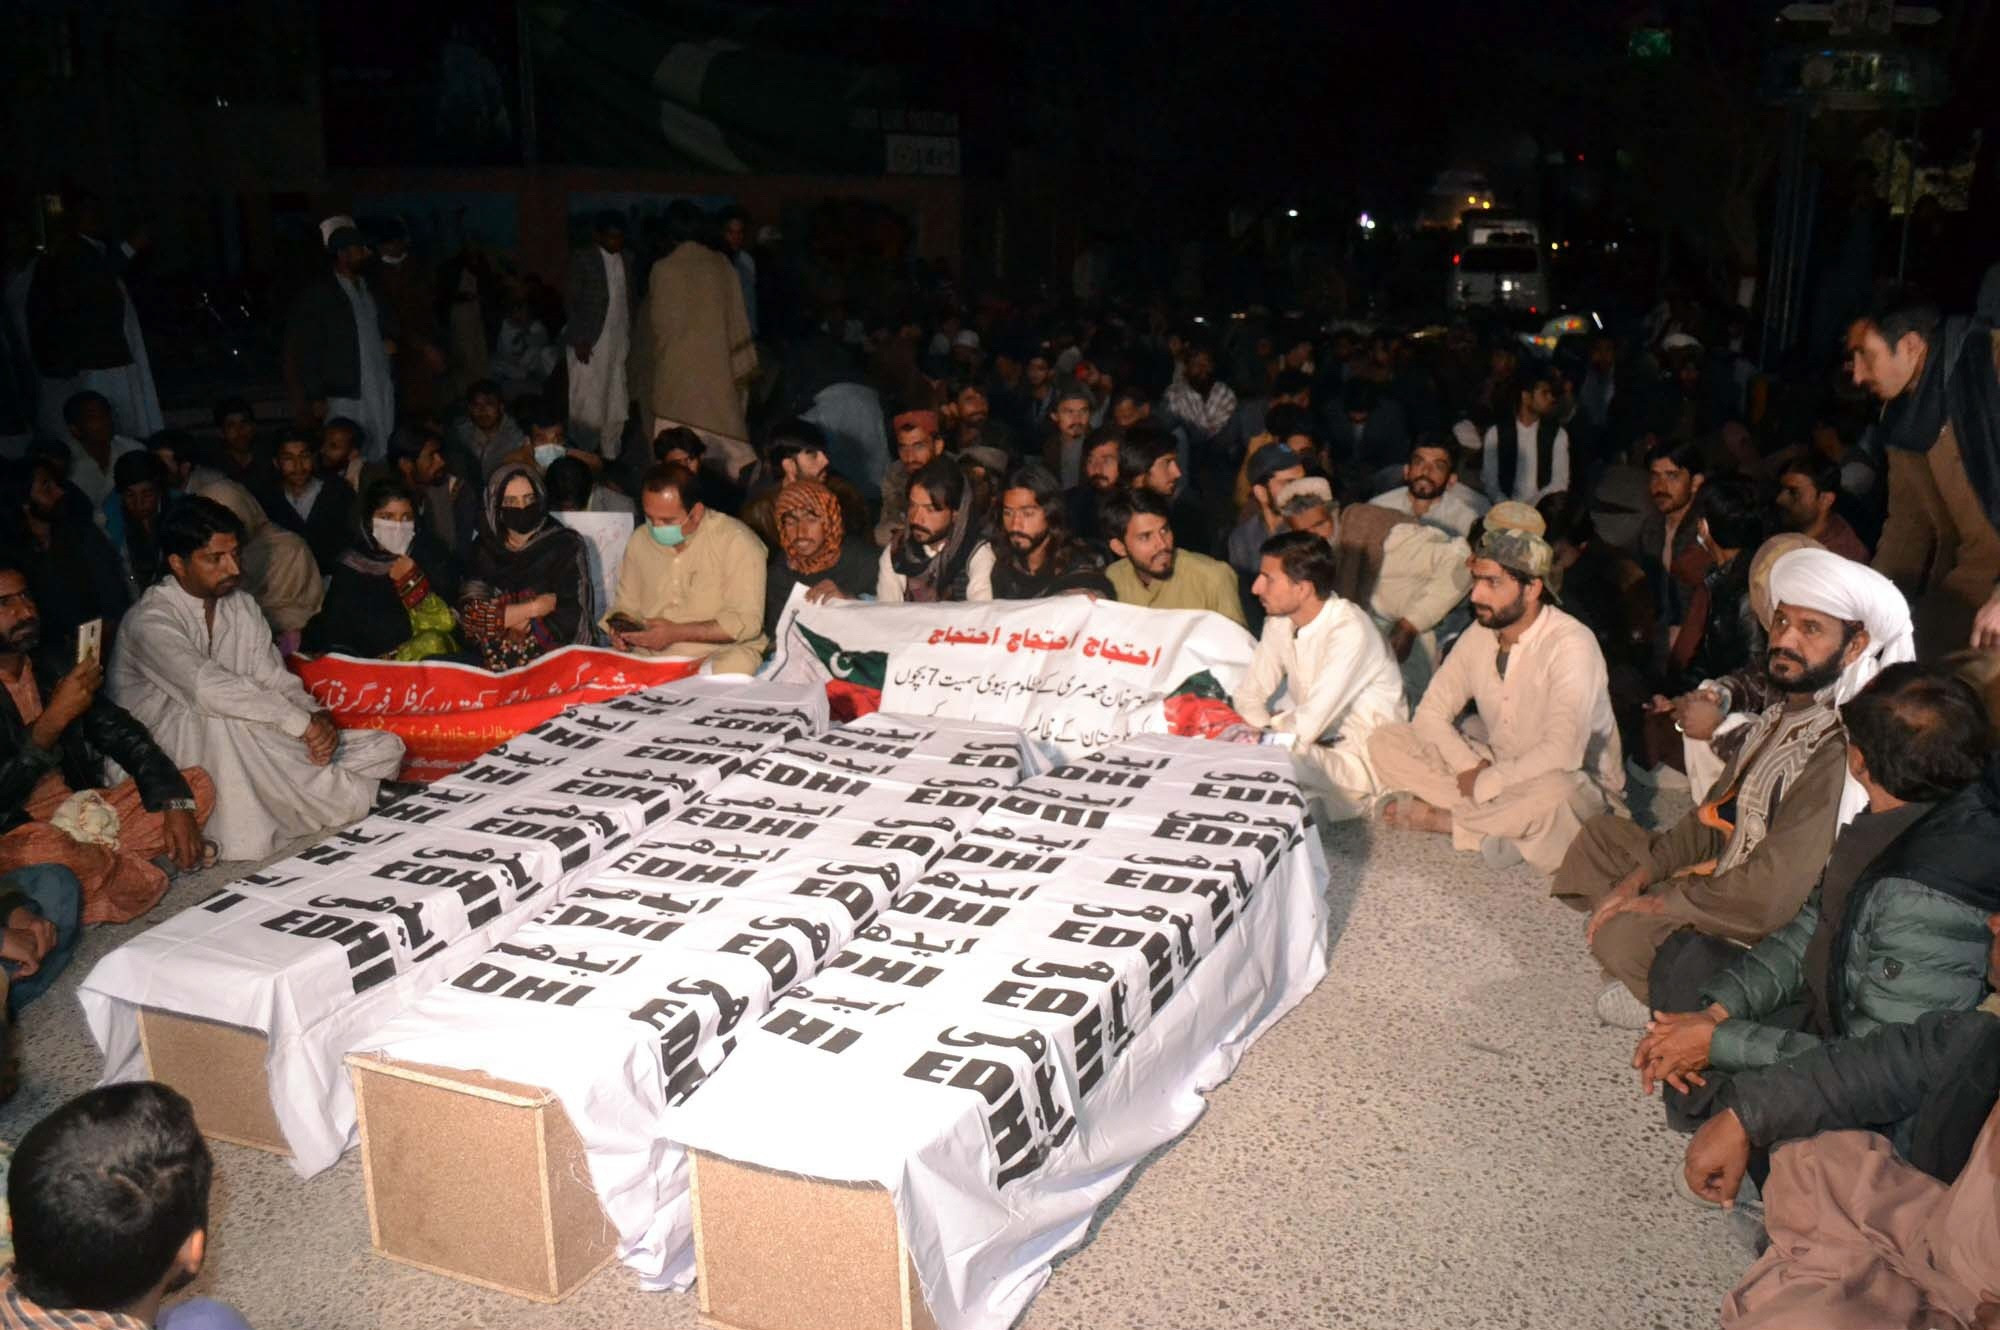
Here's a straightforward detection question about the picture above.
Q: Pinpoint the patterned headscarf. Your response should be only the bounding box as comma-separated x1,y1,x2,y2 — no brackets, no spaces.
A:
775,479,844,576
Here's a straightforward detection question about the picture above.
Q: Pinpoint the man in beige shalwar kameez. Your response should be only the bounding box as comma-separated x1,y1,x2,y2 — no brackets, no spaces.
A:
642,204,757,481
603,463,768,675
1370,524,1626,874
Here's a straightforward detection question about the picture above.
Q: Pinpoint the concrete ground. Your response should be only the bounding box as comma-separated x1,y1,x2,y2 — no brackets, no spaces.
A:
0,784,1752,1329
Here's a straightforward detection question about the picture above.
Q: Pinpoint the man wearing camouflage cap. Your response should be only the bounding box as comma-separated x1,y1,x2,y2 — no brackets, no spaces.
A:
1369,521,1626,874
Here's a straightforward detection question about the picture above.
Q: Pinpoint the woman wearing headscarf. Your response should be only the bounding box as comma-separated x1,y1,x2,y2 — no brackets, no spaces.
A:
458,463,594,671
303,477,460,662
763,478,878,640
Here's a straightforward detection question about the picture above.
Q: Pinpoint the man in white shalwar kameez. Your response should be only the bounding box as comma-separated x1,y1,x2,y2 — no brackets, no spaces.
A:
318,218,395,462
565,211,635,460
109,497,403,860
1230,530,1408,819
24,196,164,443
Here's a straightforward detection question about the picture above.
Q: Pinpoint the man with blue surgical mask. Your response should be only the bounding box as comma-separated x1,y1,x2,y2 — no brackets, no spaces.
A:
525,409,603,480
603,461,768,673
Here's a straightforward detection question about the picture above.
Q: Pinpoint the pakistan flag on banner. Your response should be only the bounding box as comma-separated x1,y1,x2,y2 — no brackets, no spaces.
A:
790,621,888,719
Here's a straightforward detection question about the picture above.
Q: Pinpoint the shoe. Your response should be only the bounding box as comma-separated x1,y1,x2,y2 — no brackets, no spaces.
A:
1595,980,1653,1030
1479,835,1524,868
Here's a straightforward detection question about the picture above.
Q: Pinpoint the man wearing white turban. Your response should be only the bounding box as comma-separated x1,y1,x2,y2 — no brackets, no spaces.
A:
1764,547,1918,704
1553,546,1905,1028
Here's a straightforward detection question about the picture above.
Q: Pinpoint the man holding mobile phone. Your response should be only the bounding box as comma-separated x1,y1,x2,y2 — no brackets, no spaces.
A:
0,561,215,925
602,463,768,674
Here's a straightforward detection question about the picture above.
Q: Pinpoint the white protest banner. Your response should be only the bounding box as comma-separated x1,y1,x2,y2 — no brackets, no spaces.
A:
353,713,1039,1286
669,735,1330,1330
79,677,827,1176
554,510,636,630
763,590,1258,762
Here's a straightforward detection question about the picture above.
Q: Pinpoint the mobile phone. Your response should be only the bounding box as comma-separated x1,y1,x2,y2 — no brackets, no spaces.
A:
607,613,645,634
77,619,103,665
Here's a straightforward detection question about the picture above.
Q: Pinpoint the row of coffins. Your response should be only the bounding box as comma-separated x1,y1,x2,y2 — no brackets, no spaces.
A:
80,678,827,1174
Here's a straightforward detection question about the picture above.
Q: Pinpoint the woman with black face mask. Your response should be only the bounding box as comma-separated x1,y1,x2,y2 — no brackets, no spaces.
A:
457,462,595,670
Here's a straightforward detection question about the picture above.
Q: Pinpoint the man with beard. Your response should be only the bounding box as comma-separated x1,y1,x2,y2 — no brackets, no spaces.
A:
5,455,129,656
0,560,213,925
316,416,368,494
762,478,878,640
1774,456,1871,563
1638,438,1709,636
3,1082,252,1328
876,458,994,603
1065,424,1123,544
1480,370,1569,504
990,463,1111,599
1369,524,1624,874
740,418,870,553
1040,385,1096,488
1277,477,1473,694
1121,421,1211,556
1551,548,1914,1029
1231,531,1407,820
1634,665,1997,1139
109,498,403,860
1855,292,2000,657
1225,443,1307,582
951,381,1016,459
875,408,946,548
1372,436,1486,538
1103,490,1245,626
1162,341,1237,444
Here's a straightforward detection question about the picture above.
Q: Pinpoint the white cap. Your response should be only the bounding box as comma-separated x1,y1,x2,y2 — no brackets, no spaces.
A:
953,329,981,350
318,214,360,247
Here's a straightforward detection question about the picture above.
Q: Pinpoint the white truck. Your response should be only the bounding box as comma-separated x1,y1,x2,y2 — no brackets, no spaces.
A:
1448,218,1549,314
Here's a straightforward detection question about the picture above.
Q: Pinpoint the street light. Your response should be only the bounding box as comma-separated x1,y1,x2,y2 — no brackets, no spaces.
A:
1285,208,1299,218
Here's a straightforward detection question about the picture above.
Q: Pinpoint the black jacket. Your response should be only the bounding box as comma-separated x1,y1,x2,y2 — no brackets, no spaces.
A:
1721,1006,2000,1184
284,271,396,418
990,543,1114,600
25,235,135,375
1672,549,1762,694
0,647,191,836
258,476,356,574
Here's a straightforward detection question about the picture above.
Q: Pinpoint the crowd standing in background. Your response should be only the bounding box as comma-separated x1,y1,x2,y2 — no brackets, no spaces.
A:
0,192,1995,1327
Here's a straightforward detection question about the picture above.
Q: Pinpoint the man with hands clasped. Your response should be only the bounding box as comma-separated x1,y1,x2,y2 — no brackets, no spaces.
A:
1631,666,2000,1150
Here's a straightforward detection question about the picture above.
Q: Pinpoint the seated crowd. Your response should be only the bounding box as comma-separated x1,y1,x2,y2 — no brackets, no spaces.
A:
0,199,1994,1327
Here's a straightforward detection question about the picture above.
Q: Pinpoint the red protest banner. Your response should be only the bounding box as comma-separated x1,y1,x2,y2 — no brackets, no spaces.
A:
290,646,701,780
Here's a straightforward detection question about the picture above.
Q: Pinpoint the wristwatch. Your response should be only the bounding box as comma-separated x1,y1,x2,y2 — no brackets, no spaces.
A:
162,797,198,813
